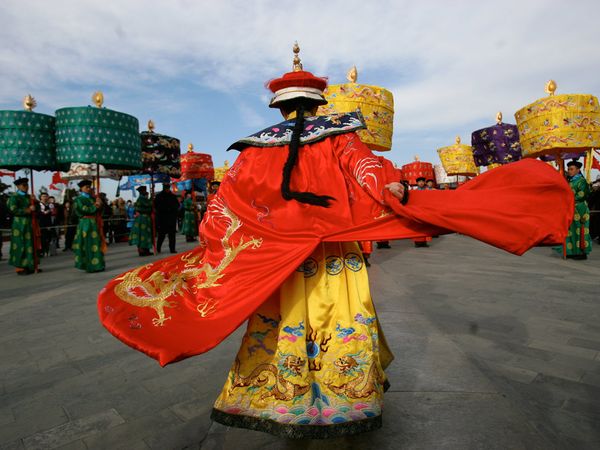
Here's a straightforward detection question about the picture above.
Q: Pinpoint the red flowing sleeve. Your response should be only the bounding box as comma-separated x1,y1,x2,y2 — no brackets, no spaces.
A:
335,133,573,255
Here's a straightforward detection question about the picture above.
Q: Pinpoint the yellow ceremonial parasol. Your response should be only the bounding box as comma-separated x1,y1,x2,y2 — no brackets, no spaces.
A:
318,66,394,151
515,80,600,181
437,136,479,179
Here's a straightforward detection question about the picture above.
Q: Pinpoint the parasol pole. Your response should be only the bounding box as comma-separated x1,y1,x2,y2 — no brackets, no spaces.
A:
191,180,198,242
585,149,593,183
558,157,565,177
151,172,157,255
581,151,591,255
91,92,107,253
29,169,40,273
556,157,567,259
95,162,107,253
146,120,158,255
579,220,586,254
16,95,43,273
187,143,200,243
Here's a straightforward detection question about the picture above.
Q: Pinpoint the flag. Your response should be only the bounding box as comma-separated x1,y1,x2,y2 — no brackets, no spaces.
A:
592,151,600,170
49,171,69,192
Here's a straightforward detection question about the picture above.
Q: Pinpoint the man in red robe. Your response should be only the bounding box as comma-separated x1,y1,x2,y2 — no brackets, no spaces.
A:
98,46,573,439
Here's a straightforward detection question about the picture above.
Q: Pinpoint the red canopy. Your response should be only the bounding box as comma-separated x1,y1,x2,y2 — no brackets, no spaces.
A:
181,151,214,180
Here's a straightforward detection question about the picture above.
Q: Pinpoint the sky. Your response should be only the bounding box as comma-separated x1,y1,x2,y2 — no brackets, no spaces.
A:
1,0,599,198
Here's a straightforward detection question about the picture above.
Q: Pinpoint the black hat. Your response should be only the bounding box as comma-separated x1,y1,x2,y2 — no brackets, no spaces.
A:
136,186,148,193
566,159,583,169
210,180,221,187
426,179,434,183
14,177,28,186
77,179,92,188
416,177,426,182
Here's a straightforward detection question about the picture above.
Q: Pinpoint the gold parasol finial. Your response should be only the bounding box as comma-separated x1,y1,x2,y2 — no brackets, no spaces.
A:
292,41,303,72
455,136,461,145
496,111,503,124
187,142,194,152
147,119,155,132
92,91,104,108
414,154,420,161
23,94,37,111
545,80,557,96
347,65,358,83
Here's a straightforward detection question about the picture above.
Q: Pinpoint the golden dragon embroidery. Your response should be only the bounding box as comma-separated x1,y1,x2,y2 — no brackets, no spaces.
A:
229,356,310,402
113,198,262,326
326,356,384,399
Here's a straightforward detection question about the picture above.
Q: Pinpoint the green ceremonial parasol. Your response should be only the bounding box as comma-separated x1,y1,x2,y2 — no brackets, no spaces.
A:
0,95,59,171
0,95,63,273
55,92,142,172
55,92,142,257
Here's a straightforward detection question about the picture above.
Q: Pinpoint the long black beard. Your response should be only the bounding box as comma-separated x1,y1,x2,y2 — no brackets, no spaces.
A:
280,104,335,208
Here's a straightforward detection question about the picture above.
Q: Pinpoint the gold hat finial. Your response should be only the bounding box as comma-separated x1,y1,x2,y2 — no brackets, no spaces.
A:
187,142,194,152
545,80,557,96
347,65,358,83
292,41,303,72
147,119,155,132
496,112,503,124
455,136,461,145
414,154,420,161
23,94,37,111
92,91,104,108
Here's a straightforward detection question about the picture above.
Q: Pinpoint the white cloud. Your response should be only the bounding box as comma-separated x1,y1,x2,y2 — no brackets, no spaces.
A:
1,0,599,169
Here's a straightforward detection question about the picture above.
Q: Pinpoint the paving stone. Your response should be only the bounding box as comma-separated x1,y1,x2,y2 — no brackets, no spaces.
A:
483,361,539,384
562,397,600,419
115,384,200,421
384,334,498,394
567,337,600,352
169,392,214,422
0,439,24,450
527,339,598,361
1,234,598,448
35,349,71,372
545,408,600,445
54,440,87,450
22,409,125,449
0,401,68,446
581,372,600,388
83,409,180,450
144,415,210,450
61,383,149,422
4,363,83,395
0,409,14,427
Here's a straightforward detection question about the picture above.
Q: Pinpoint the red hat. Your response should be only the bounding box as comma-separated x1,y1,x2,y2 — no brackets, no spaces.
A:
267,42,328,108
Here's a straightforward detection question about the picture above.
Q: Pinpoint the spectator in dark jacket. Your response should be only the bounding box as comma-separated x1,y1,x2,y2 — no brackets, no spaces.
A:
154,183,180,253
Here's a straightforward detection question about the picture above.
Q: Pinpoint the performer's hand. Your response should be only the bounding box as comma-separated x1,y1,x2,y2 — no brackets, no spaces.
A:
385,182,405,200
95,199,102,207
29,205,36,212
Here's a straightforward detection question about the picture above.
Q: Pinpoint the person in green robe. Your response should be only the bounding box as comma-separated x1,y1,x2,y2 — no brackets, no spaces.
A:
72,180,105,272
561,159,593,260
7,177,38,275
181,191,198,242
129,186,153,256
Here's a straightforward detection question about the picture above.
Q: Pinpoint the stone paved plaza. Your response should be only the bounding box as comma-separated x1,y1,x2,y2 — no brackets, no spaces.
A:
0,234,598,449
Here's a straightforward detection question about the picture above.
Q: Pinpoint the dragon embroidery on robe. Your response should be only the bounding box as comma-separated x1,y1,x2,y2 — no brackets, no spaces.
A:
326,356,385,399
229,355,310,402
113,198,262,326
